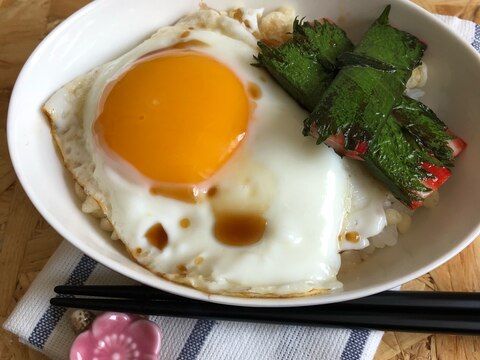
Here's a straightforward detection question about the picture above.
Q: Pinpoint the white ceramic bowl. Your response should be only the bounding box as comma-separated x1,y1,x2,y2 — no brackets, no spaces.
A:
8,0,480,306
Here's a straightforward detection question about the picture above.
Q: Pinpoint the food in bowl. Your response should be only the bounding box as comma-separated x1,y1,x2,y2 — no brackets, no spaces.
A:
256,5,466,209
42,4,465,297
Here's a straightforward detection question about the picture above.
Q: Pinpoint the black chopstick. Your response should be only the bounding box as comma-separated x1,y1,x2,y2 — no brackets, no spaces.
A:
51,286,480,334
54,285,189,302
50,295,480,335
55,285,480,311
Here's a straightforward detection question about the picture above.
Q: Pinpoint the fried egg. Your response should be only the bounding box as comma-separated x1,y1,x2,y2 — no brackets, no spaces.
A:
44,8,388,297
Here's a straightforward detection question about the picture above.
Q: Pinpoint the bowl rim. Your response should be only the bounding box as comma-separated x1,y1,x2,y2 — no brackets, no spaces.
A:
7,0,480,307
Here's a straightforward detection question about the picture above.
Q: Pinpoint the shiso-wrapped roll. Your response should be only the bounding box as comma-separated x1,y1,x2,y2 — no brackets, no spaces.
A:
256,5,466,209
256,18,353,110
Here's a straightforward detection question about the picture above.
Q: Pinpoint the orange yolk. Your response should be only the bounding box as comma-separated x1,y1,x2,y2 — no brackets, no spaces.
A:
94,50,249,185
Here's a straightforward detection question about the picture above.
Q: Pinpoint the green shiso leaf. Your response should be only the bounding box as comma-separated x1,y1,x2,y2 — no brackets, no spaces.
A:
392,96,455,166
291,18,354,70
255,41,332,110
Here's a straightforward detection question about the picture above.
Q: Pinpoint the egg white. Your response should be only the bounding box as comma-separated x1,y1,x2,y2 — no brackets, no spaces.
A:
44,9,388,297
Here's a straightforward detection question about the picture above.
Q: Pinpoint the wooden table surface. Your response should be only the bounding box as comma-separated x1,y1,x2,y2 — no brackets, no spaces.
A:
0,1,479,359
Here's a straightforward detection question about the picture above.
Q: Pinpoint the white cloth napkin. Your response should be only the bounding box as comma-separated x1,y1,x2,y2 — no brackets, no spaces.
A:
4,15,480,360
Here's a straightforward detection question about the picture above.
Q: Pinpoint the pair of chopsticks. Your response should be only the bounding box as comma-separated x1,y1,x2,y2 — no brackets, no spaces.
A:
51,286,480,334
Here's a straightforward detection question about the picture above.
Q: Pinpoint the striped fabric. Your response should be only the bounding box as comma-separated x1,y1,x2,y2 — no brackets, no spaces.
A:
4,15,479,360
473,24,480,51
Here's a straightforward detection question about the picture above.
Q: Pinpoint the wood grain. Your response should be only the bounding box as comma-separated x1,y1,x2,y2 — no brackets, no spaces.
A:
411,0,480,22
0,1,479,359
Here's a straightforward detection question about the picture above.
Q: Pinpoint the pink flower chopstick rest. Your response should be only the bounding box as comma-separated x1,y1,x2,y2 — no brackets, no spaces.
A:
70,312,162,360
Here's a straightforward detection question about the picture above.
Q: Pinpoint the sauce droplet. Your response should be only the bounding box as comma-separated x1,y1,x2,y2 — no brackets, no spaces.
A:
207,186,218,198
214,213,266,246
180,30,190,38
247,82,262,100
345,231,360,243
150,186,198,203
145,223,169,250
232,8,243,21
179,218,191,229
177,264,187,273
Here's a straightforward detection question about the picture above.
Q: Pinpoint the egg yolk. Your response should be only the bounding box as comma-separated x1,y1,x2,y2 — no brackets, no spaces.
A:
94,50,249,184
